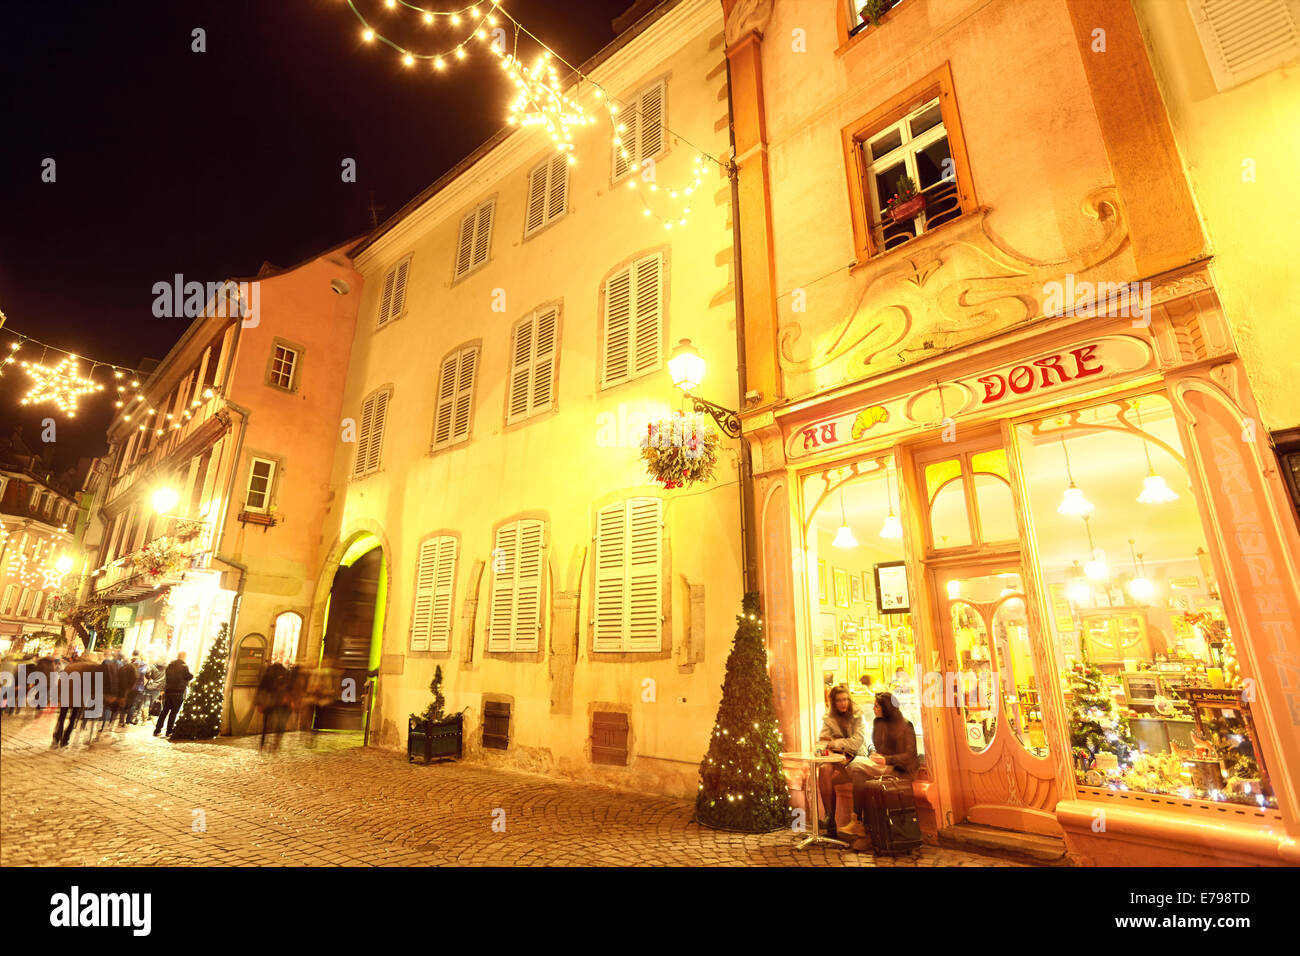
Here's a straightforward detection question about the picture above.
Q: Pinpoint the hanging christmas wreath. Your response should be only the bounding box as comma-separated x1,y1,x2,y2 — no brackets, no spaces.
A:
127,540,187,578
641,412,720,490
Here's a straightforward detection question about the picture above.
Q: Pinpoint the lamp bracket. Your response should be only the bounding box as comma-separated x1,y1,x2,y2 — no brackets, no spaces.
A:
686,393,742,439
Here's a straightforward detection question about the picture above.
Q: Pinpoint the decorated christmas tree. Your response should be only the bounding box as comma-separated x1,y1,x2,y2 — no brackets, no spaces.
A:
170,624,231,740
695,594,790,832
1067,655,1132,766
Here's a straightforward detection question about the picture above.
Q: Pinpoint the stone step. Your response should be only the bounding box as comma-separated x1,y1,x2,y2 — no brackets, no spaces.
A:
937,823,1070,865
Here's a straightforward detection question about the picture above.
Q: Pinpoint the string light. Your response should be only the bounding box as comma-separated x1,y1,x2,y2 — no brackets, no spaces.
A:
19,355,104,417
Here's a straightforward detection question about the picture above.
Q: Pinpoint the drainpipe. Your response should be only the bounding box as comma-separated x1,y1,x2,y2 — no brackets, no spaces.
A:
211,397,251,735
725,55,759,598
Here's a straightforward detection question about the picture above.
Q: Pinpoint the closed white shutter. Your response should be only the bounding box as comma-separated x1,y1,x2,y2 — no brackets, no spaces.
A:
366,389,389,473
632,253,663,375
376,255,411,328
530,306,558,414
455,212,476,279
626,498,663,652
377,268,396,329
432,350,459,446
1188,0,1300,91
547,154,568,222
507,318,534,423
471,201,494,271
514,519,544,652
353,391,377,478
451,347,477,441
612,99,638,181
638,82,666,162
525,161,551,236
593,503,628,651
602,266,632,386
411,538,439,651
430,536,457,651
487,523,518,652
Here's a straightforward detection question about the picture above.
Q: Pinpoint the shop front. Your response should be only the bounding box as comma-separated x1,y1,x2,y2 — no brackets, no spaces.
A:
752,281,1300,865
109,570,234,668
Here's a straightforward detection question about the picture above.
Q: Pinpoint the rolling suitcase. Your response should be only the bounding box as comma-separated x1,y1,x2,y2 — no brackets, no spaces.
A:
862,774,922,854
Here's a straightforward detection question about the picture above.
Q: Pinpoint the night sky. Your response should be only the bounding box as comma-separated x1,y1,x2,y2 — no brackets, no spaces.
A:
0,0,639,469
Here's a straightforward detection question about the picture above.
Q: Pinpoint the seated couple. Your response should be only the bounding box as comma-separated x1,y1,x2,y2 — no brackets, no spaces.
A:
817,684,919,840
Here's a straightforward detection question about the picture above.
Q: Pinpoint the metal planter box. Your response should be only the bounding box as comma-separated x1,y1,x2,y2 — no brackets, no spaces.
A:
408,714,463,764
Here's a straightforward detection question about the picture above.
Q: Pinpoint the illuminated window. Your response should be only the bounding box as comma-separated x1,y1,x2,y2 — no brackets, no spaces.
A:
272,611,302,664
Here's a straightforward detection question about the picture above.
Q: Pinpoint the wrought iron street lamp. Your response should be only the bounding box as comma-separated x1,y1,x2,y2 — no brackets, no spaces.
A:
667,338,741,438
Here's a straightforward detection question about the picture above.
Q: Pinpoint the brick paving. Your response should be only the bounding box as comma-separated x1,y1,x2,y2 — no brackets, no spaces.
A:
1,711,1024,867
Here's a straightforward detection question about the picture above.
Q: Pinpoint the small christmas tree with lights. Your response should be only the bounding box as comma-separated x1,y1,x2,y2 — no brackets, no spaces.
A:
695,594,791,832
1066,654,1132,767
170,624,230,740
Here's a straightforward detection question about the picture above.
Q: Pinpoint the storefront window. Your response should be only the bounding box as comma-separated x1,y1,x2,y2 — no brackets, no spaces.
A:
805,458,925,765
1018,394,1275,808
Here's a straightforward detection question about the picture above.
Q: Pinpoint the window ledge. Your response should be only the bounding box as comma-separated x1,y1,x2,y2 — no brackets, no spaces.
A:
849,205,984,276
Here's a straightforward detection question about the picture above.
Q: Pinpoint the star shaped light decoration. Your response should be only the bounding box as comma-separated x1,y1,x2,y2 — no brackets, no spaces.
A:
20,355,103,417
40,565,67,590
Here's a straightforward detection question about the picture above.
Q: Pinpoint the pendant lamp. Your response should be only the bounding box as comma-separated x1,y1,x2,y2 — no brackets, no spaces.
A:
832,488,858,549
879,466,903,539
1133,400,1179,504
1056,430,1094,517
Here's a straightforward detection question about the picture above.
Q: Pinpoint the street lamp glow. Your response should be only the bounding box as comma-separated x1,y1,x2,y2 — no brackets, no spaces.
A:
55,555,74,574
152,487,179,515
667,338,706,392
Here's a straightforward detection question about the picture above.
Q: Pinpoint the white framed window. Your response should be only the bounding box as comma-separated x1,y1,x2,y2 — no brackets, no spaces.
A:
593,498,664,653
1,586,17,616
524,154,570,237
507,306,559,424
454,200,495,280
43,493,55,516
377,254,412,328
846,0,907,35
1188,0,1300,92
0,476,8,502
411,535,458,652
244,458,277,512
487,518,546,653
17,589,34,618
601,252,664,388
29,487,40,511
860,96,961,251
272,611,302,663
352,388,392,479
432,345,478,449
30,593,45,620
269,345,299,390
612,80,666,182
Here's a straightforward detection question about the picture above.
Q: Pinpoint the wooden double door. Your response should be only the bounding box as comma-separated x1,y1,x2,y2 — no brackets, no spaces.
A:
316,547,381,732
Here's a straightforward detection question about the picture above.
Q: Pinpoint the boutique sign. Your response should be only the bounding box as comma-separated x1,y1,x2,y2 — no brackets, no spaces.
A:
785,335,1152,460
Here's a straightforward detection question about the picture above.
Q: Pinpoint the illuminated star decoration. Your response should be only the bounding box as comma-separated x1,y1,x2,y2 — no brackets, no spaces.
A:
40,565,67,590
20,355,104,417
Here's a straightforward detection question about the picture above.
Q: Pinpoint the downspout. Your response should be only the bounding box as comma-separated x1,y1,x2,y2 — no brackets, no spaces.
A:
211,397,251,735
725,55,759,598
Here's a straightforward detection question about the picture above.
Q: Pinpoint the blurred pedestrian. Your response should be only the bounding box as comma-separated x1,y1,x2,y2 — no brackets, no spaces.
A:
52,652,102,748
256,657,291,751
154,652,193,737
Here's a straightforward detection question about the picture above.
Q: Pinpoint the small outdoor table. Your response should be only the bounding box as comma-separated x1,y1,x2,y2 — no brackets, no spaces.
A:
781,751,850,850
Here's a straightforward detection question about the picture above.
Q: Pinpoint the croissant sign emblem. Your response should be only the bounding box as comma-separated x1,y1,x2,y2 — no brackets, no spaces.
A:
850,405,889,439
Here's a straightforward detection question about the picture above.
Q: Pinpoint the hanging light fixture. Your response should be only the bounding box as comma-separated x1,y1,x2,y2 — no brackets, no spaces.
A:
879,465,902,539
832,487,858,549
1132,400,1179,504
1082,516,1109,581
1127,538,1154,602
1056,429,1094,516
1067,560,1092,604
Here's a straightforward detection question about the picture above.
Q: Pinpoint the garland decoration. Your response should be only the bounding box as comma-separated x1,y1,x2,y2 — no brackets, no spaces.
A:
640,412,719,490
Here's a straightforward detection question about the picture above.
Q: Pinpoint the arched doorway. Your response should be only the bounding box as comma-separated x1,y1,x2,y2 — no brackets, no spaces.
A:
315,534,386,731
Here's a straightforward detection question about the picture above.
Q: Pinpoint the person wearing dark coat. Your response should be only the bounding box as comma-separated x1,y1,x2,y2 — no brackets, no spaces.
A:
99,653,124,732
153,653,194,737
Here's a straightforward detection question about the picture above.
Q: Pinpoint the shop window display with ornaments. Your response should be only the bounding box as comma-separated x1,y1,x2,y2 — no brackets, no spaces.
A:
1018,395,1274,809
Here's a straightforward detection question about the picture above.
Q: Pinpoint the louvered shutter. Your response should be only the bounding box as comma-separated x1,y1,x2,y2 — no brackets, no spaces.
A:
525,161,550,237
638,82,666,161
626,498,663,651
530,307,558,413
508,319,534,423
514,519,544,651
353,392,377,477
471,201,494,271
455,211,476,278
1188,0,1300,91
602,266,633,386
632,253,663,375
430,536,457,651
377,268,396,329
488,523,518,651
366,389,389,473
547,154,568,221
432,350,459,447
411,538,439,651
452,347,477,441
613,101,638,181
593,503,628,651
389,256,410,323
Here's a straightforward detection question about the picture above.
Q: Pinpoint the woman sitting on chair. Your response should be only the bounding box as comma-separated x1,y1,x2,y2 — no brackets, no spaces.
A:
817,685,870,839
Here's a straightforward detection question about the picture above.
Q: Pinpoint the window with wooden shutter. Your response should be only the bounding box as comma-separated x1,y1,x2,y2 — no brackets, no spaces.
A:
487,518,546,652
432,345,478,449
601,252,663,388
411,535,457,652
507,306,560,423
524,154,569,237
454,199,496,279
593,498,664,653
377,255,411,328
612,80,667,182
352,388,391,478
1187,0,1300,92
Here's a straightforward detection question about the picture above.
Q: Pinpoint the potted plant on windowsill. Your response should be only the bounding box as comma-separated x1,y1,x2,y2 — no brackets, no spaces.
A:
885,175,926,223
408,665,464,763
859,0,893,28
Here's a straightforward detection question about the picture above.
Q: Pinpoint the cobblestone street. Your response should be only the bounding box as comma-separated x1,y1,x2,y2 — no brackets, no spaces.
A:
0,712,1026,867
